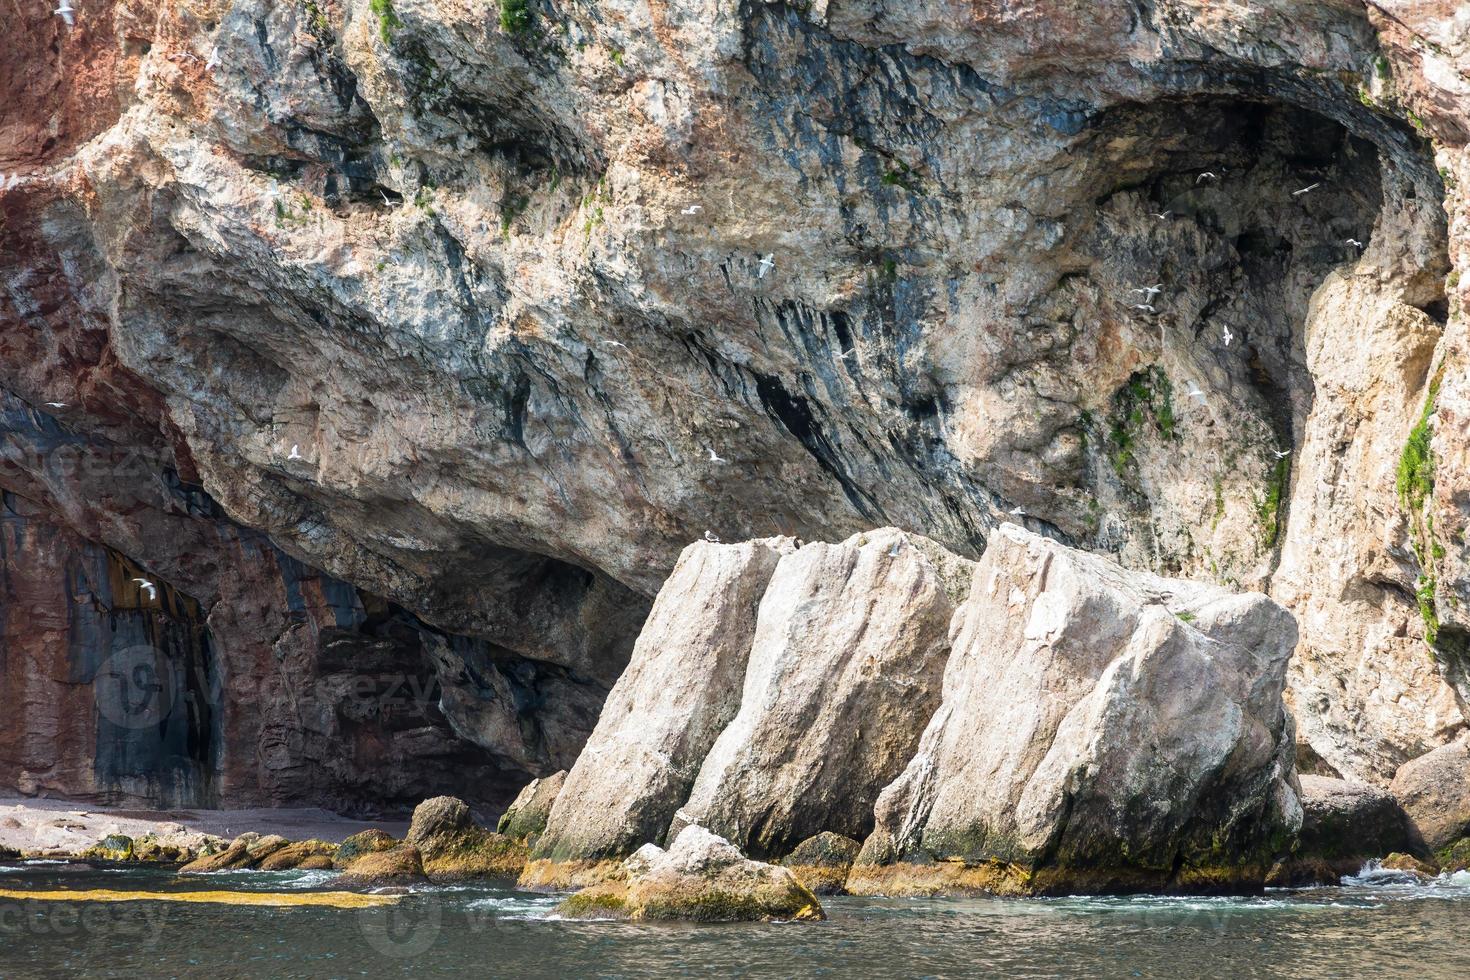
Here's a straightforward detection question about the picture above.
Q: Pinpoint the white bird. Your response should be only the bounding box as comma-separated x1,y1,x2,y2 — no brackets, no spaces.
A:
680,205,702,215
1196,172,1218,183
756,254,775,279
205,46,220,71
43,401,66,408
287,444,302,460
838,348,857,360
602,340,628,350
703,530,720,543
1151,211,1172,220
1344,238,1364,248
1272,449,1291,459
887,541,902,557
380,190,394,207
1009,505,1026,516
1222,326,1234,347
1187,387,1207,404
54,0,74,26
707,447,727,464
1132,303,1157,314
1292,183,1320,197
132,578,157,601
1130,284,1164,300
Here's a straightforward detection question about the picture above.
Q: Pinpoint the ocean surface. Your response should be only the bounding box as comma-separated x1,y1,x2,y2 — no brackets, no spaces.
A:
2,862,1469,978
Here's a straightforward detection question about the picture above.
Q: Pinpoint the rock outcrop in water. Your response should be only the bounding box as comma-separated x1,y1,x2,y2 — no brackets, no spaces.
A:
527,528,967,886
556,825,824,923
1,0,1468,867
848,525,1301,895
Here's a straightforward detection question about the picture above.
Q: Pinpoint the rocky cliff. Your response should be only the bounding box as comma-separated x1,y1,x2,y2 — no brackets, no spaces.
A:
2,1,1468,812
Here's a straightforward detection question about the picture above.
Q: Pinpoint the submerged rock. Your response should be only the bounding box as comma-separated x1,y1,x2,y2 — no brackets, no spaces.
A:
497,771,567,842
556,826,824,923
529,539,792,876
1390,735,1470,851
849,525,1301,896
780,832,862,896
674,529,973,856
408,796,525,880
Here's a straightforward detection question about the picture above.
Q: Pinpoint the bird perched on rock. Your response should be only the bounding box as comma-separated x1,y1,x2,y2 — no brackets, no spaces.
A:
703,530,720,543
887,540,902,557
681,205,702,215
132,578,158,601
1344,238,1364,248
1009,505,1026,517
756,254,775,278
287,444,303,461
54,0,74,26
1132,303,1157,314
1130,284,1163,300
1222,326,1234,347
1196,172,1218,184
206,45,220,71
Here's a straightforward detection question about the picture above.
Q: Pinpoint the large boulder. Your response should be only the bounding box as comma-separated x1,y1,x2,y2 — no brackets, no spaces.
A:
526,538,792,882
1390,735,1470,851
258,840,339,872
1280,776,1419,883
673,528,973,856
498,771,567,842
848,524,1301,896
556,826,824,923
333,830,398,869
407,796,525,880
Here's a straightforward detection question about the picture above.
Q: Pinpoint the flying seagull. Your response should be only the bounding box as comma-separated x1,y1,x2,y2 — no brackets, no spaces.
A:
1130,284,1163,300
54,0,74,26
838,348,857,360
1151,211,1172,220
1273,449,1291,459
756,254,775,279
1293,183,1320,197
43,401,66,408
132,578,158,601
1196,172,1218,184
1344,238,1364,248
707,447,727,464
379,190,394,207
1009,505,1026,516
602,340,628,350
703,530,720,543
680,205,702,215
1133,303,1157,314
1187,387,1207,404
287,444,303,461
1222,326,1234,347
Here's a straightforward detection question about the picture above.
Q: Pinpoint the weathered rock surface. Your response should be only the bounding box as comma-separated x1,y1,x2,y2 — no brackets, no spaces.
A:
336,843,428,887
556,825,824,923
406,794,525,879
1291,775,1418,879
1,0,1468,818
1390,734,1470,851
675,528,972,856
497,770,566,842
531,538,791,869
849,525,1301,895
780,832,862,896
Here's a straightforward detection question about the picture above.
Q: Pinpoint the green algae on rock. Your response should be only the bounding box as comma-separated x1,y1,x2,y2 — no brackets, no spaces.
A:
556,826,824,923
407,796,527,880
780,832,861,895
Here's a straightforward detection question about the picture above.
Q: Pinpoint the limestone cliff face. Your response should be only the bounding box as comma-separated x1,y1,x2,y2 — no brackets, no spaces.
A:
1,1,1468,804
